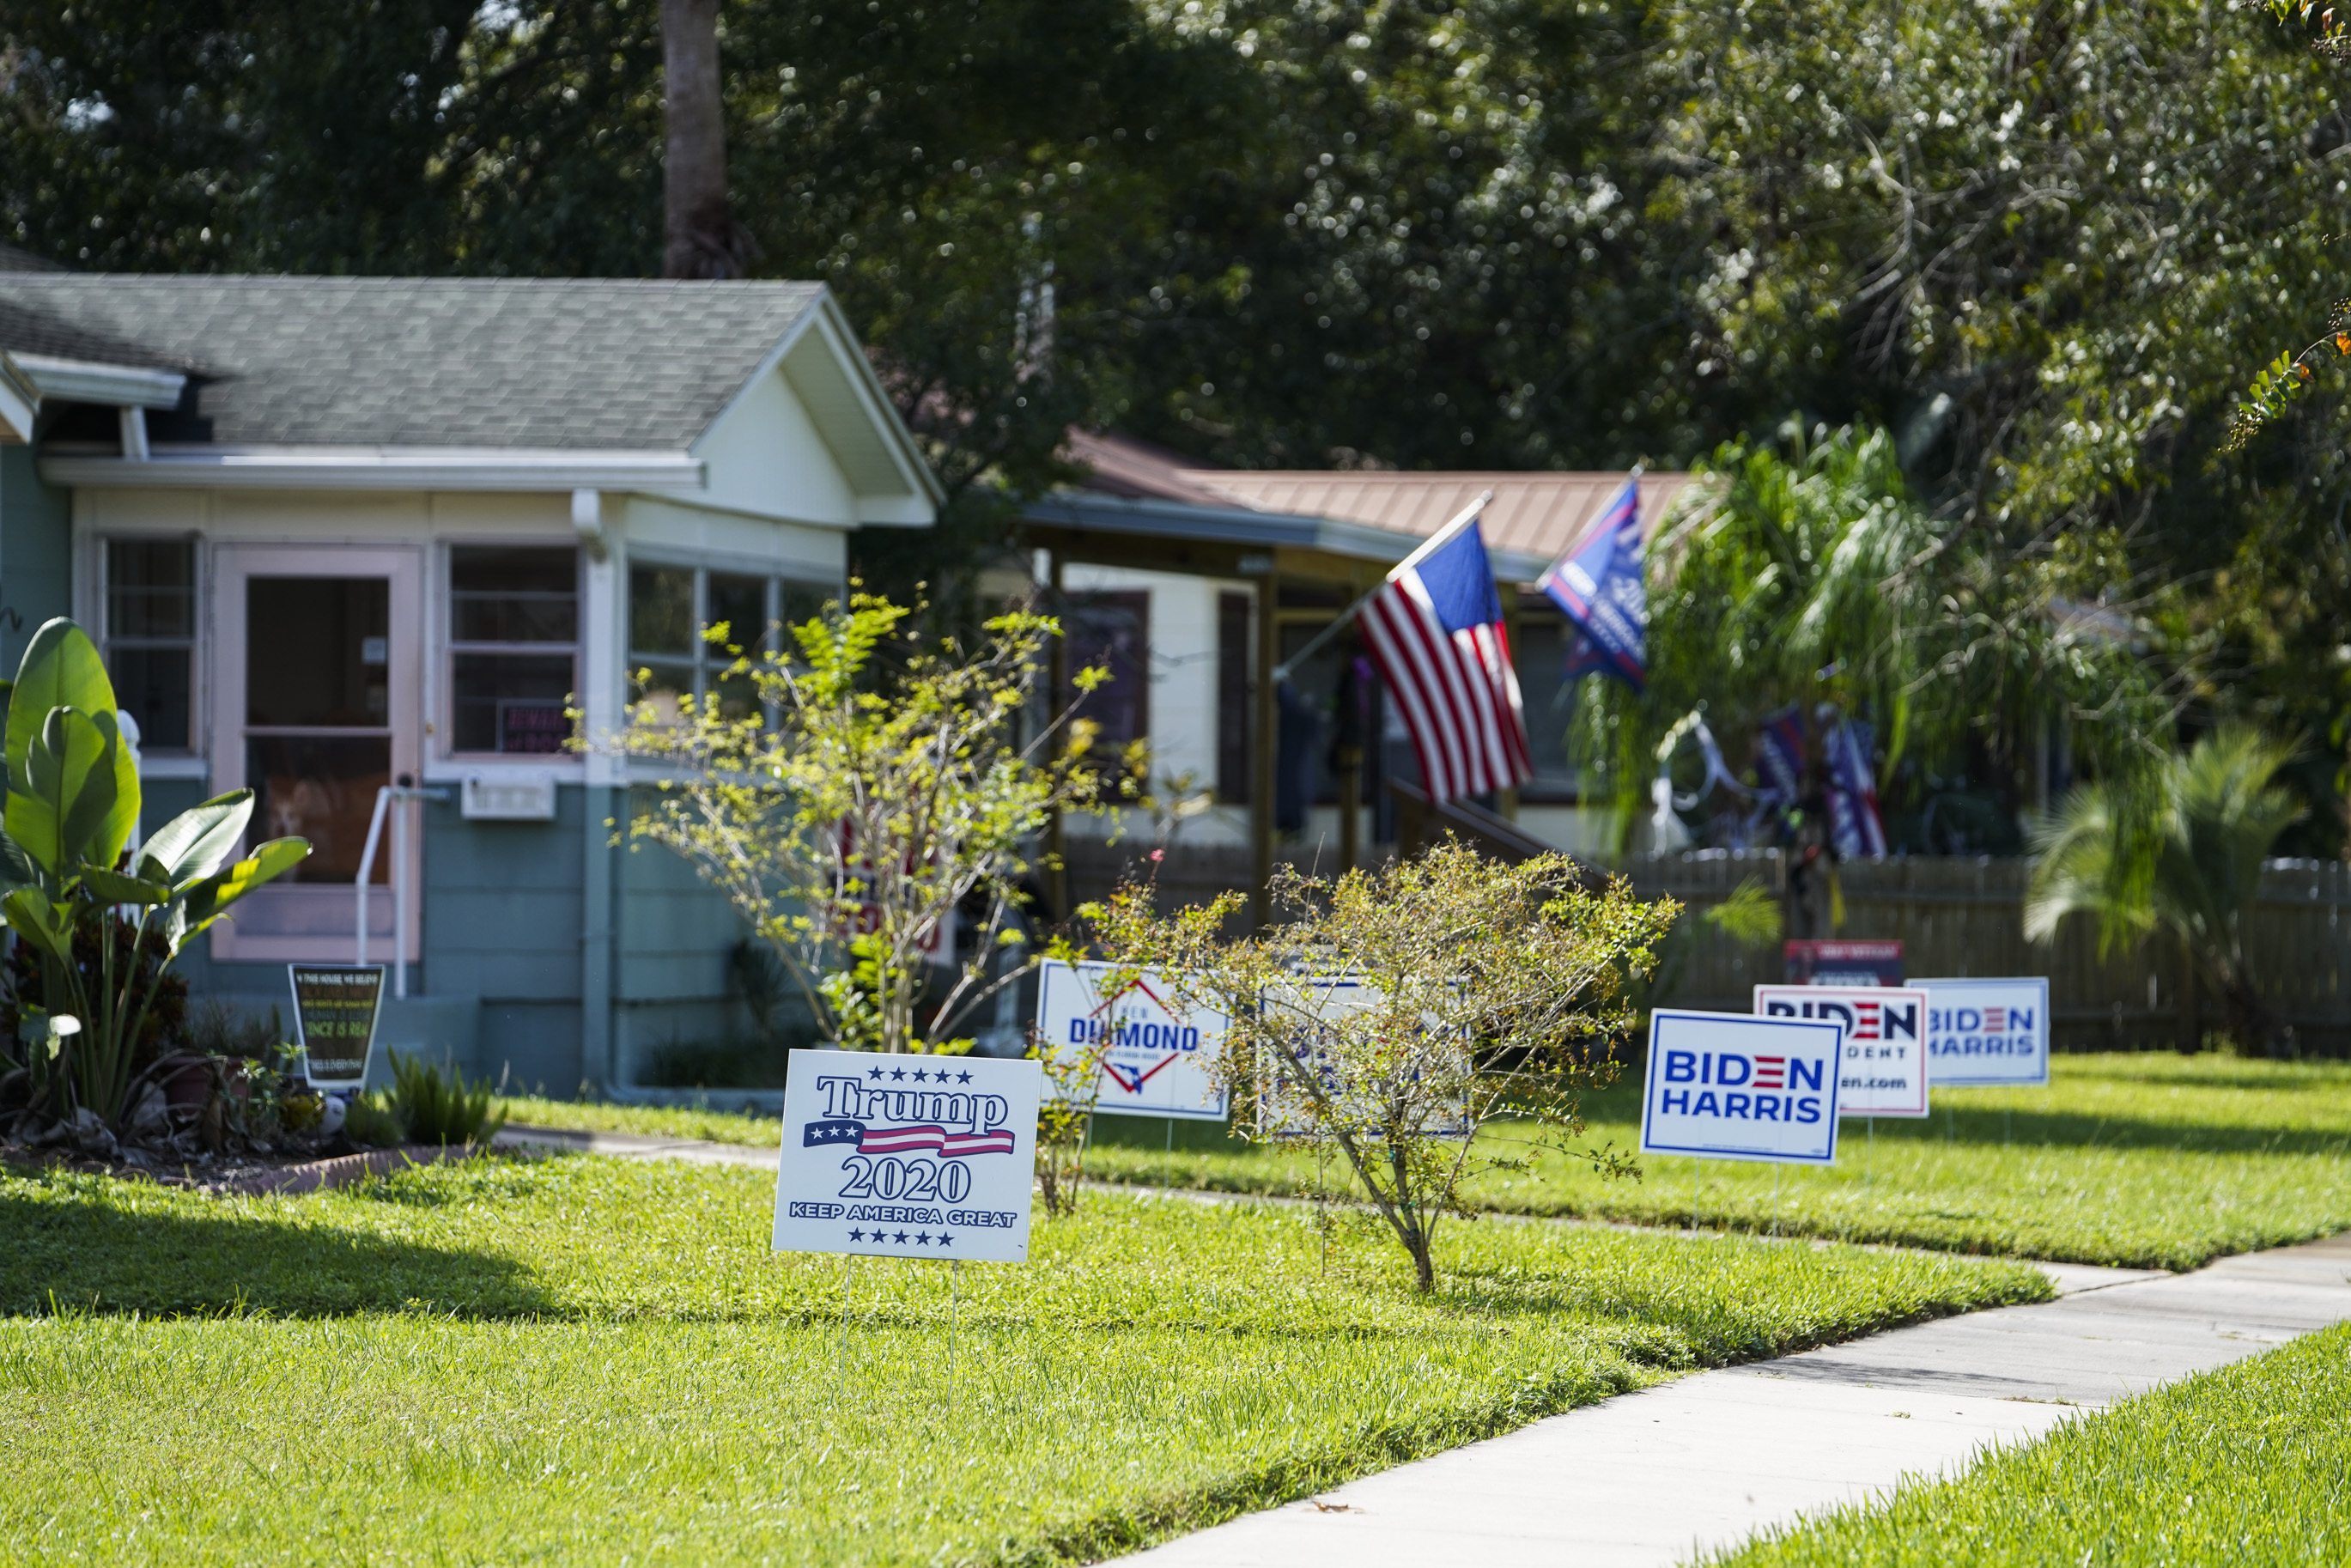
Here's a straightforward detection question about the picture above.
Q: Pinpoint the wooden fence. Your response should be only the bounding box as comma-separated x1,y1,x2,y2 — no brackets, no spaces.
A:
1065,836,2351,1055
1619,850,2351,1055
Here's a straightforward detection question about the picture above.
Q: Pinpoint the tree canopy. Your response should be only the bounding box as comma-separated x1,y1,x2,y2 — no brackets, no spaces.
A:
5,0,2350,842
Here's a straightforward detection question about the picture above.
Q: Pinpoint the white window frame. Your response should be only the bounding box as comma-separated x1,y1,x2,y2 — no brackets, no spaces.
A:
440,541,584,761
97,532,203,757
624,558,837,706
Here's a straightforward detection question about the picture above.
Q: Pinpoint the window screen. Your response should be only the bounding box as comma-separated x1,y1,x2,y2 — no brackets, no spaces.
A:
105,538,196,750
449,546,579,754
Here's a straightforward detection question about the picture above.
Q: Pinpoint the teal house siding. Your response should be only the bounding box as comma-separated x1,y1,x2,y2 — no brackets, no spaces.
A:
613,801,759,1082
0,441,71,668
422,791,588,1094
422,793,584,1000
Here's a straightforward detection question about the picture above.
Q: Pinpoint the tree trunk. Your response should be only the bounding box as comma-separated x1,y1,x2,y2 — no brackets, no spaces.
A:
660,0,752,279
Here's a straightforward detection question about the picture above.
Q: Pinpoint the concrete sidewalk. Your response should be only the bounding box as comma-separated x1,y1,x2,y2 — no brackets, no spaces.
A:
498,1122,775,1170
1127,1232,2351,1568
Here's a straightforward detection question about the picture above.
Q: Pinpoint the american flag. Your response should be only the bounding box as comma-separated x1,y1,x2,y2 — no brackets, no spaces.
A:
1358,516,1534,803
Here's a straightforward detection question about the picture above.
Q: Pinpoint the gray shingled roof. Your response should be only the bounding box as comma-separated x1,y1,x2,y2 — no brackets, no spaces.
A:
0,244,67,274
0,276,825,449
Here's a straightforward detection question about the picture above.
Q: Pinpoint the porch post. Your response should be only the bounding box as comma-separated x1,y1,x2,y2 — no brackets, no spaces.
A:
1497,587,1522,821
1252,577,1278,927
580,536,622,1091
1046,550,1068,923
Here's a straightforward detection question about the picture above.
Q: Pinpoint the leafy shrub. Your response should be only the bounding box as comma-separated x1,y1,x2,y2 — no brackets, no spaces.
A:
1092,841,1679,1291
341,1098,404,1148
384,1053,507,1146
640,1036,789,1090
184,999,289,1062
1,911,188,1079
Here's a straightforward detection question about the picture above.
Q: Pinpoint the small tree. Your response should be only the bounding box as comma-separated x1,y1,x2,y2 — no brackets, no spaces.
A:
2026,726,2305,1049
610,593,1137,1055
1091,842,1678,1291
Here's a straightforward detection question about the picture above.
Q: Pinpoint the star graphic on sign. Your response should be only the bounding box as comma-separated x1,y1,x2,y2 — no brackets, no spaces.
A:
894,1231,909,1244
915,1232,932,1245
914,1068,933,1082
957,1070,973,1084
891,1067,908,1080
937,1232,954,1248
867,1067,883,1080
847,1229,865,1241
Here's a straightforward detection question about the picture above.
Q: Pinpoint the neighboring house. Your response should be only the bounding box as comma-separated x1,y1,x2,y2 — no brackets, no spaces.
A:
0,276,939,1095
1024,431,1687,859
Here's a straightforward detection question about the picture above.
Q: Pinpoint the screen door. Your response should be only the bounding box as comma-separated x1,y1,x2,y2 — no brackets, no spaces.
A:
210,546,422,963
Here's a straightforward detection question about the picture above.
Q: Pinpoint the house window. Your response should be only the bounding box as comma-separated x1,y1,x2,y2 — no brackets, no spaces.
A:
1065,591,1150,745
449,545,579,754
104,538,196,751
1513,605,1584,802
1216,590,1252,803
629,563,833,720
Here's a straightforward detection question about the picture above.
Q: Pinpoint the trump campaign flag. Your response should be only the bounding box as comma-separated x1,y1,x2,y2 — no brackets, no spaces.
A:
1358,509,1534,803
1539,479,1646,690
1824,714,1888,860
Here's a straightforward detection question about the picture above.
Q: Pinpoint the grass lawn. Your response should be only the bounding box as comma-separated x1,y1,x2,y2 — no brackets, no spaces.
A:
505,1054,2351,1273
2,1153,2040,1565
1705,1322,2351,1566
496,1092,784,1148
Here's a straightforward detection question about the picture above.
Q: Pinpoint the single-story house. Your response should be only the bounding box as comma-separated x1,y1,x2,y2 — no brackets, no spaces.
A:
0,273,939,1095
1020,430,1689,870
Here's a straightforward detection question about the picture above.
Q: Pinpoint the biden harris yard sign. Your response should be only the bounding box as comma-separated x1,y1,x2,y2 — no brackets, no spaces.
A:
772,1048,1041,1264
1036,958,1229,1121
1753,984,1933,1118
1640,1010,1844,1164
1913,977,2050,1087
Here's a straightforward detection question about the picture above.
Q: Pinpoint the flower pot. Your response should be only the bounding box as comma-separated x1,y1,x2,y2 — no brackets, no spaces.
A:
157,1054,214,1109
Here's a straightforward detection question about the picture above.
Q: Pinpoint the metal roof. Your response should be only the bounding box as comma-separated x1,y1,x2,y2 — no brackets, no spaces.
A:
1187,469,1692,570
1033,431,1692,583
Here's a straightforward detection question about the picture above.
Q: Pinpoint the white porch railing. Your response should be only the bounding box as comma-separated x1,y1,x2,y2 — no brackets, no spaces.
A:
355,784,447,999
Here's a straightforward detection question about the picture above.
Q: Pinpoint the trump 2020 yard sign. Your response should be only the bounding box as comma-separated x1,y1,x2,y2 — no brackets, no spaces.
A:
1914,977,2050,1088
772,1048,1040,1263
1753,984,1932,1118
1640,1010,1844,1164
1036,958,1229,1121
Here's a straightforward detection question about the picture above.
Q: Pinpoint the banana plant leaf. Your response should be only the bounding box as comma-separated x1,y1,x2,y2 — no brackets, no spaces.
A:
6,620,113,792
1,885,76,963
6,708,117,887
135,790,257,890
168,837,312,956
80,865,173,906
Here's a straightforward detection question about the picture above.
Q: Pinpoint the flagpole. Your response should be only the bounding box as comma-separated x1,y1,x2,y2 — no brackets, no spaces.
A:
1272,489,1491,683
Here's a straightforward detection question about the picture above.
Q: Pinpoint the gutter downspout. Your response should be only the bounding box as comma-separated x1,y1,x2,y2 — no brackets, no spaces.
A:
578,511,623,1097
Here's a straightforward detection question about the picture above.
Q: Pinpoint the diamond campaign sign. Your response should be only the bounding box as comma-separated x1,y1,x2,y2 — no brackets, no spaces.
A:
1753,984,1932,1118
1639,1010,1844,1164
1035,958,1229,1121
1915,977,2050,1087
772,1048,1041,1264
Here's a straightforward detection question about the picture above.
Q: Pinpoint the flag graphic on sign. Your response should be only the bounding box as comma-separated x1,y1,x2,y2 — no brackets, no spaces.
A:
1358,516,1534,803
1539,479,1647,690
802,1119,1018,1158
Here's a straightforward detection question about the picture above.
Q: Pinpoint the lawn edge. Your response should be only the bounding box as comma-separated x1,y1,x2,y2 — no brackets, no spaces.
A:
994,1269,2050,1566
